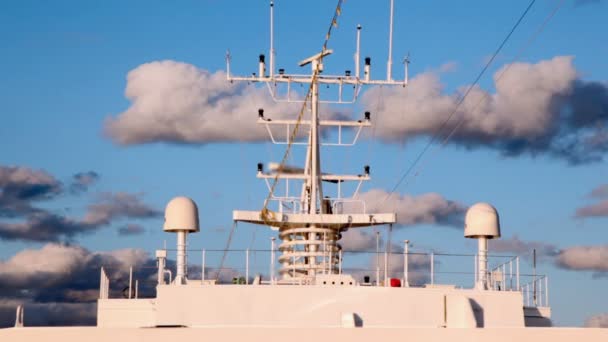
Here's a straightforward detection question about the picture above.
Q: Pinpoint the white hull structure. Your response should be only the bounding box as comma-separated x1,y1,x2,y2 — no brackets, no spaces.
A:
2,326,608,342
2,1,606,340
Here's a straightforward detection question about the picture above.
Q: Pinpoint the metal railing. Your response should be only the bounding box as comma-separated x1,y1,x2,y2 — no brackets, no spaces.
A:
99,244,550,308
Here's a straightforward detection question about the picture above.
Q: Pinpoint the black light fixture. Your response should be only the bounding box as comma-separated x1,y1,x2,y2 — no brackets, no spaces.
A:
259,54,265,63
345,70,351,76
258,108,264,119
279,68,285,75
364,165,370,175
364,111,371,121
257,163,264,173
365,57,371,66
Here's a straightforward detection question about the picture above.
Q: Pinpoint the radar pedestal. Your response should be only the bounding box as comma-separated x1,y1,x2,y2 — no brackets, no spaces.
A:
164,196,200,285
464,203,501,290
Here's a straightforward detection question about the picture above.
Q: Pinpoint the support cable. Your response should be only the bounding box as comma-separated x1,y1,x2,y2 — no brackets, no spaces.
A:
383,0,538,202
260,0,345,223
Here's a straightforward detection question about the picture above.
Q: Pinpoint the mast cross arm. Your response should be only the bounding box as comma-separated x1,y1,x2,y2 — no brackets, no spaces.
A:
232,210,396,230
257,118,371,127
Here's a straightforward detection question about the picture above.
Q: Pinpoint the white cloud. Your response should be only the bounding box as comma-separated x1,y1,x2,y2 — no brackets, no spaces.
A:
589,184,608,199
489,235,559,261
575,199,608,218
0,244,149,289
347,189,465,227
585,313,608,328
104,60,308,144
556,245,608,272
362,56,608,164
340,229,378,251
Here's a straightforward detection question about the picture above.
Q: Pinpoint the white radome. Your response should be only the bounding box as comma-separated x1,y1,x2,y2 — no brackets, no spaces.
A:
163,196,200,232
464,202,501,238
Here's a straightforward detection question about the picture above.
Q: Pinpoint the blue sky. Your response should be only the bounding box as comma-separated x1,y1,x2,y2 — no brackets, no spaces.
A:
0,0,607,327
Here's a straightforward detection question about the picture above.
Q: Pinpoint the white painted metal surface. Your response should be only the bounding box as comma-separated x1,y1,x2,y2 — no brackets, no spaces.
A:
2,2,606,339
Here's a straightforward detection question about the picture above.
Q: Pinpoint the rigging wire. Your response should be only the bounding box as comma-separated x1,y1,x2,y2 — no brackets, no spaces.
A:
215,221,238,281
390,0,566,194
260,0,345,223
382,0,538,202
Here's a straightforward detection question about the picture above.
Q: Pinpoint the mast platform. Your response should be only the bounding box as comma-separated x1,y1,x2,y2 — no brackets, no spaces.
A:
233,210,396,230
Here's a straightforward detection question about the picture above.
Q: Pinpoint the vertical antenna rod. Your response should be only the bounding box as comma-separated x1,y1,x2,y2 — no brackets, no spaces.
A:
269,1,275,78
355,24,361,78
386,0,395,81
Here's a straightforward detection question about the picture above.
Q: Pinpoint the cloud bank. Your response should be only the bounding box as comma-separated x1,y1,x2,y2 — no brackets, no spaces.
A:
362,56,608,164
585,313,608,328
0,192,160,242
555,245,608,273
69,171,100,194
576,184,608,218
489,235,559,261
0,243,155,327
104,60,312,145
345,189,465,227
0,166,62,217
104,57,608,164
0,164,161,242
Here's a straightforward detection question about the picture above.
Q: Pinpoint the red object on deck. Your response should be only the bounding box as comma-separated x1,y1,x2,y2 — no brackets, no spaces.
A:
390,278,401,287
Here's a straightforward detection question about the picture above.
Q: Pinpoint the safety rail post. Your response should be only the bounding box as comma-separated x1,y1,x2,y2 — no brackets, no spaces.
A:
376,231,380,286
270,237,276,284
474,253,478,286
509,259,513,290
516,257,520,291
339,250,343,274
403,240,409,287
545,276,549,306
202,249,206,282
128,267,133,299
245,248,250,285
430,252,435,285
538,278,543,306
384,250,388,286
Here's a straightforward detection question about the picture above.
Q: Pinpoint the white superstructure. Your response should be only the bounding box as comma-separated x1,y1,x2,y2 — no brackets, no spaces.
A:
2,1,607,341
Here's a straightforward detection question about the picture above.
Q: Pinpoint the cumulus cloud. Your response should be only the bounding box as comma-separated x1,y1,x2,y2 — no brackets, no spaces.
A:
340,229,378,251
0,244,149,290
575,200,608,218
489,235,559,261
0,192,160,242
575,184,608,218
69,171,99,194
555,245,608,273
589,184,608,199
118,223,146,236
368,247,433,285
362,56,608,164
0,166,62,217
83,192,161,226
0,243,154,327
339,228,433,285
104,60,326,145
585,313,608,328
344,189,465,227
0,301,96,327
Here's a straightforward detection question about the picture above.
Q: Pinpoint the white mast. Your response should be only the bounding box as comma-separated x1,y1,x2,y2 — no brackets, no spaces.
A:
231,1,408,281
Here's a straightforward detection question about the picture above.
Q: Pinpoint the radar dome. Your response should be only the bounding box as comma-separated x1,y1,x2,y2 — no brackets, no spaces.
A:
464,202,500,238
163,196,199,232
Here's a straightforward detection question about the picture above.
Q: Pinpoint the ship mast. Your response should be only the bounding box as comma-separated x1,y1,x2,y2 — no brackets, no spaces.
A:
231,0,407,282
